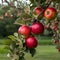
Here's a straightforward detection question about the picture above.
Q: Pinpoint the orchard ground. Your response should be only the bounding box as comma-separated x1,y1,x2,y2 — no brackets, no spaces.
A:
0,37,60,60
0,45,60,60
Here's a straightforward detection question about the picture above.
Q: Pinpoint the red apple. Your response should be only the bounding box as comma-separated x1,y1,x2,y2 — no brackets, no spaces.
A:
44,7,57,20
51,25,57,30
33,7,43,18
18,25,31,36
31,22,44,34
54,39,59,44
58,48,60,52
25,36,38,49
5,12,9,17
55,20,59,24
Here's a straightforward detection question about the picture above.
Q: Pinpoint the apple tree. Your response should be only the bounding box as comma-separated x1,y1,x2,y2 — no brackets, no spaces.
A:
2,0,60,60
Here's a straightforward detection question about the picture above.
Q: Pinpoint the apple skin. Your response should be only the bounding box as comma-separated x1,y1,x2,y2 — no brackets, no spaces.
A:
18,25,31,36
31,22,44,34
33,7,43,18
44,7,57,20
25,36,38,49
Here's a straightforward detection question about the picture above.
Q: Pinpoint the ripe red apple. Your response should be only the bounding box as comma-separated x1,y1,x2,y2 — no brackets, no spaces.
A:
55,20,59,24
18,25,31,36
44,7,57,20
54,39,59,44
31,22,44,34
25,36,38,49
58,48,60,52
33,7,43,18
51,25,57,30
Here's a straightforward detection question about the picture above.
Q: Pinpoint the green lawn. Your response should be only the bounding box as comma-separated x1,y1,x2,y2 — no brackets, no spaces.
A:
0,45,60,60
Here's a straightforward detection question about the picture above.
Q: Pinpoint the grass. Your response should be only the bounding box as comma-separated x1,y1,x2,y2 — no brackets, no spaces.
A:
0,45,60,60
0,45,9,54
0,36,53,45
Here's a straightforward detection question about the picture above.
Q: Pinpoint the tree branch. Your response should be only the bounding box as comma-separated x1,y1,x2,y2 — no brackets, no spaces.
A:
37,0,52,19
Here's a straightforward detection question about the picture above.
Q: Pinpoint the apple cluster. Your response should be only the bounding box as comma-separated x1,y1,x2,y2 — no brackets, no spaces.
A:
33,7,57,20
33,6,60,52
18,6,59,50
18,22,44,49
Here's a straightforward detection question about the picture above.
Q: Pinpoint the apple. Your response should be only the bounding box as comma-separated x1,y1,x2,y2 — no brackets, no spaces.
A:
25,36,38,49
33,7,43,18
18,25,31,36
44,7,57,20
5,12,8,17
55,20,59,24
51,25,57,30
58,48,60,52
54,39,59,44
31,22,44,34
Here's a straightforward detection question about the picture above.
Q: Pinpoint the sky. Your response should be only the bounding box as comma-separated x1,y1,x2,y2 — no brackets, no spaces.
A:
0,0,30,5
0,0,2,4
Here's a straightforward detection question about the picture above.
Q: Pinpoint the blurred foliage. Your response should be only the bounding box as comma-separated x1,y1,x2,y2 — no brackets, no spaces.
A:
0,6,19,37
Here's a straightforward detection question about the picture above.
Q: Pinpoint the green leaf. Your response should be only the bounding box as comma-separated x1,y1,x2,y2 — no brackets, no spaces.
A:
10,42,16,52
30,0,39,3
14,13,32,25
1,39,12,45
19,56,25,60
14,18,24,25
29,48,36,57
8,35,15,41
3,45,10,49
40,0,46,4
24,47,29,53
52,0,60,3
